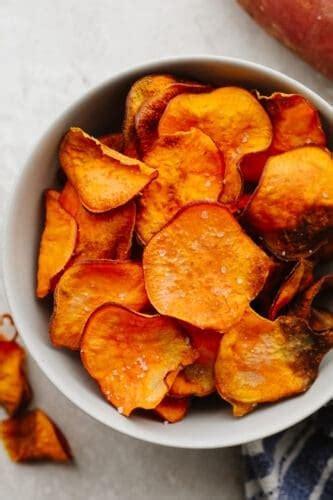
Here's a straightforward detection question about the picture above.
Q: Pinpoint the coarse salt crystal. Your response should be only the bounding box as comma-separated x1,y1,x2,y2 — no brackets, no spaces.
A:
322,192,329,199
237,277,243,285
117,407,123,414
158,249,167,257
201,210,209,219
216,231,225,238
281,250,286,256
220,266,227,274
137,357,148,371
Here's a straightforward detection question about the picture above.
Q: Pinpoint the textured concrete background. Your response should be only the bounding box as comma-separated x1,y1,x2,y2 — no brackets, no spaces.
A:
0,1,332,499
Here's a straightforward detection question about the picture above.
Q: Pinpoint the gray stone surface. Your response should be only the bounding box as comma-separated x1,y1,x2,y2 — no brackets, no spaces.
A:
0,1,331,498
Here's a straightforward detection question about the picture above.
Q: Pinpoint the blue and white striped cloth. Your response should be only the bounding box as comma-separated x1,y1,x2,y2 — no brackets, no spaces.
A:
243,403,333,499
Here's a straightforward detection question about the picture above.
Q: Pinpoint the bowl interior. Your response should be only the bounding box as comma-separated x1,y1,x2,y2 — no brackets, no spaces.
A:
3,57,333,448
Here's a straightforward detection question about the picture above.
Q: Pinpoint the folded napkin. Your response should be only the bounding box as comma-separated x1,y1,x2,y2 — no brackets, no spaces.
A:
243,403,333,499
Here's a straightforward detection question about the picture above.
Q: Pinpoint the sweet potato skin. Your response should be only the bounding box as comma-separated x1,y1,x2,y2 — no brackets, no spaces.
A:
238,0,333,79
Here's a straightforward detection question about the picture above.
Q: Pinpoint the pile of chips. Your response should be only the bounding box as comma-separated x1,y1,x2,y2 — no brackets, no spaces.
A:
36,73,333,422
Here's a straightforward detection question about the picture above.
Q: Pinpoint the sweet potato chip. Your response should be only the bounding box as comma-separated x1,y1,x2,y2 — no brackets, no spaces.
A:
158,87,272,204
81,304,197,415
37,190,77,298
291,276,333,332
123,74,176,157
154,396,189,423
241,93,327,183
269,259,314,320
170,325,221,397
215,308,332,416
136,128,224,242
60,182,135,261
1,409,72,462
98,132,123,151
0,338,31,416
263,93,326,153
244,147,333,259
59,127,157,212
135,82,210,155
50,260,149,350
143,202,272,331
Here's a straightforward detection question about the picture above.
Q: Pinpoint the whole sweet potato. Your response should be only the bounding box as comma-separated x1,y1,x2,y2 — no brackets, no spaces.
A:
238,0,333,79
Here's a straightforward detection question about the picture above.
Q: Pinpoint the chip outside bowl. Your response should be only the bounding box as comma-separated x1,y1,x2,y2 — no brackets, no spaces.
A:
3,56,333,448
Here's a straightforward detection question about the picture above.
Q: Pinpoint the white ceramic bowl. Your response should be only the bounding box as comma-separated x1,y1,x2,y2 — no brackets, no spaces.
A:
3,56,333,449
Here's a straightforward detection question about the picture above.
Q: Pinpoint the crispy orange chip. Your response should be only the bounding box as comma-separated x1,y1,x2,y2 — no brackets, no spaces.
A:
98,132,124,151
1,409,72,462
263,93,326,153
50,260,149,350
269,259,314,320
241,92,327,183
244,147,333,259
135,82,210,155
0,338,31,416
81,304,197,416
154,396,189,423
170,325,221,397
215,308,332,416
136,128,224,242
123,74,176,157
59,127,157,212
143,202,272,331
37,190,77,298
292,276,333,332
159,87,272,204
60,182,136,261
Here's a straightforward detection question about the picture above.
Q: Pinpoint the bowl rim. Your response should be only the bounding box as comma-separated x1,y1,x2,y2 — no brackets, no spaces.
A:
3,55,333,449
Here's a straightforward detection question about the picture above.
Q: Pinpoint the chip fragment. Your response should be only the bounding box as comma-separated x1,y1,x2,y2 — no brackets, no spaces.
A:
37,190,77,298
215,308,332,416
1,409,72,462
50,260,149,350
123,74,176,157
135,81,210,155
60,182,136,261
0,338,32,416
154,396,189,423
269,259,314,320
59,127,157,212
136,128,224,242
143,202,272,331
241,93,327,183
170,325,221,397
81,304,197,415
244,147,333,259
159,87,272,204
